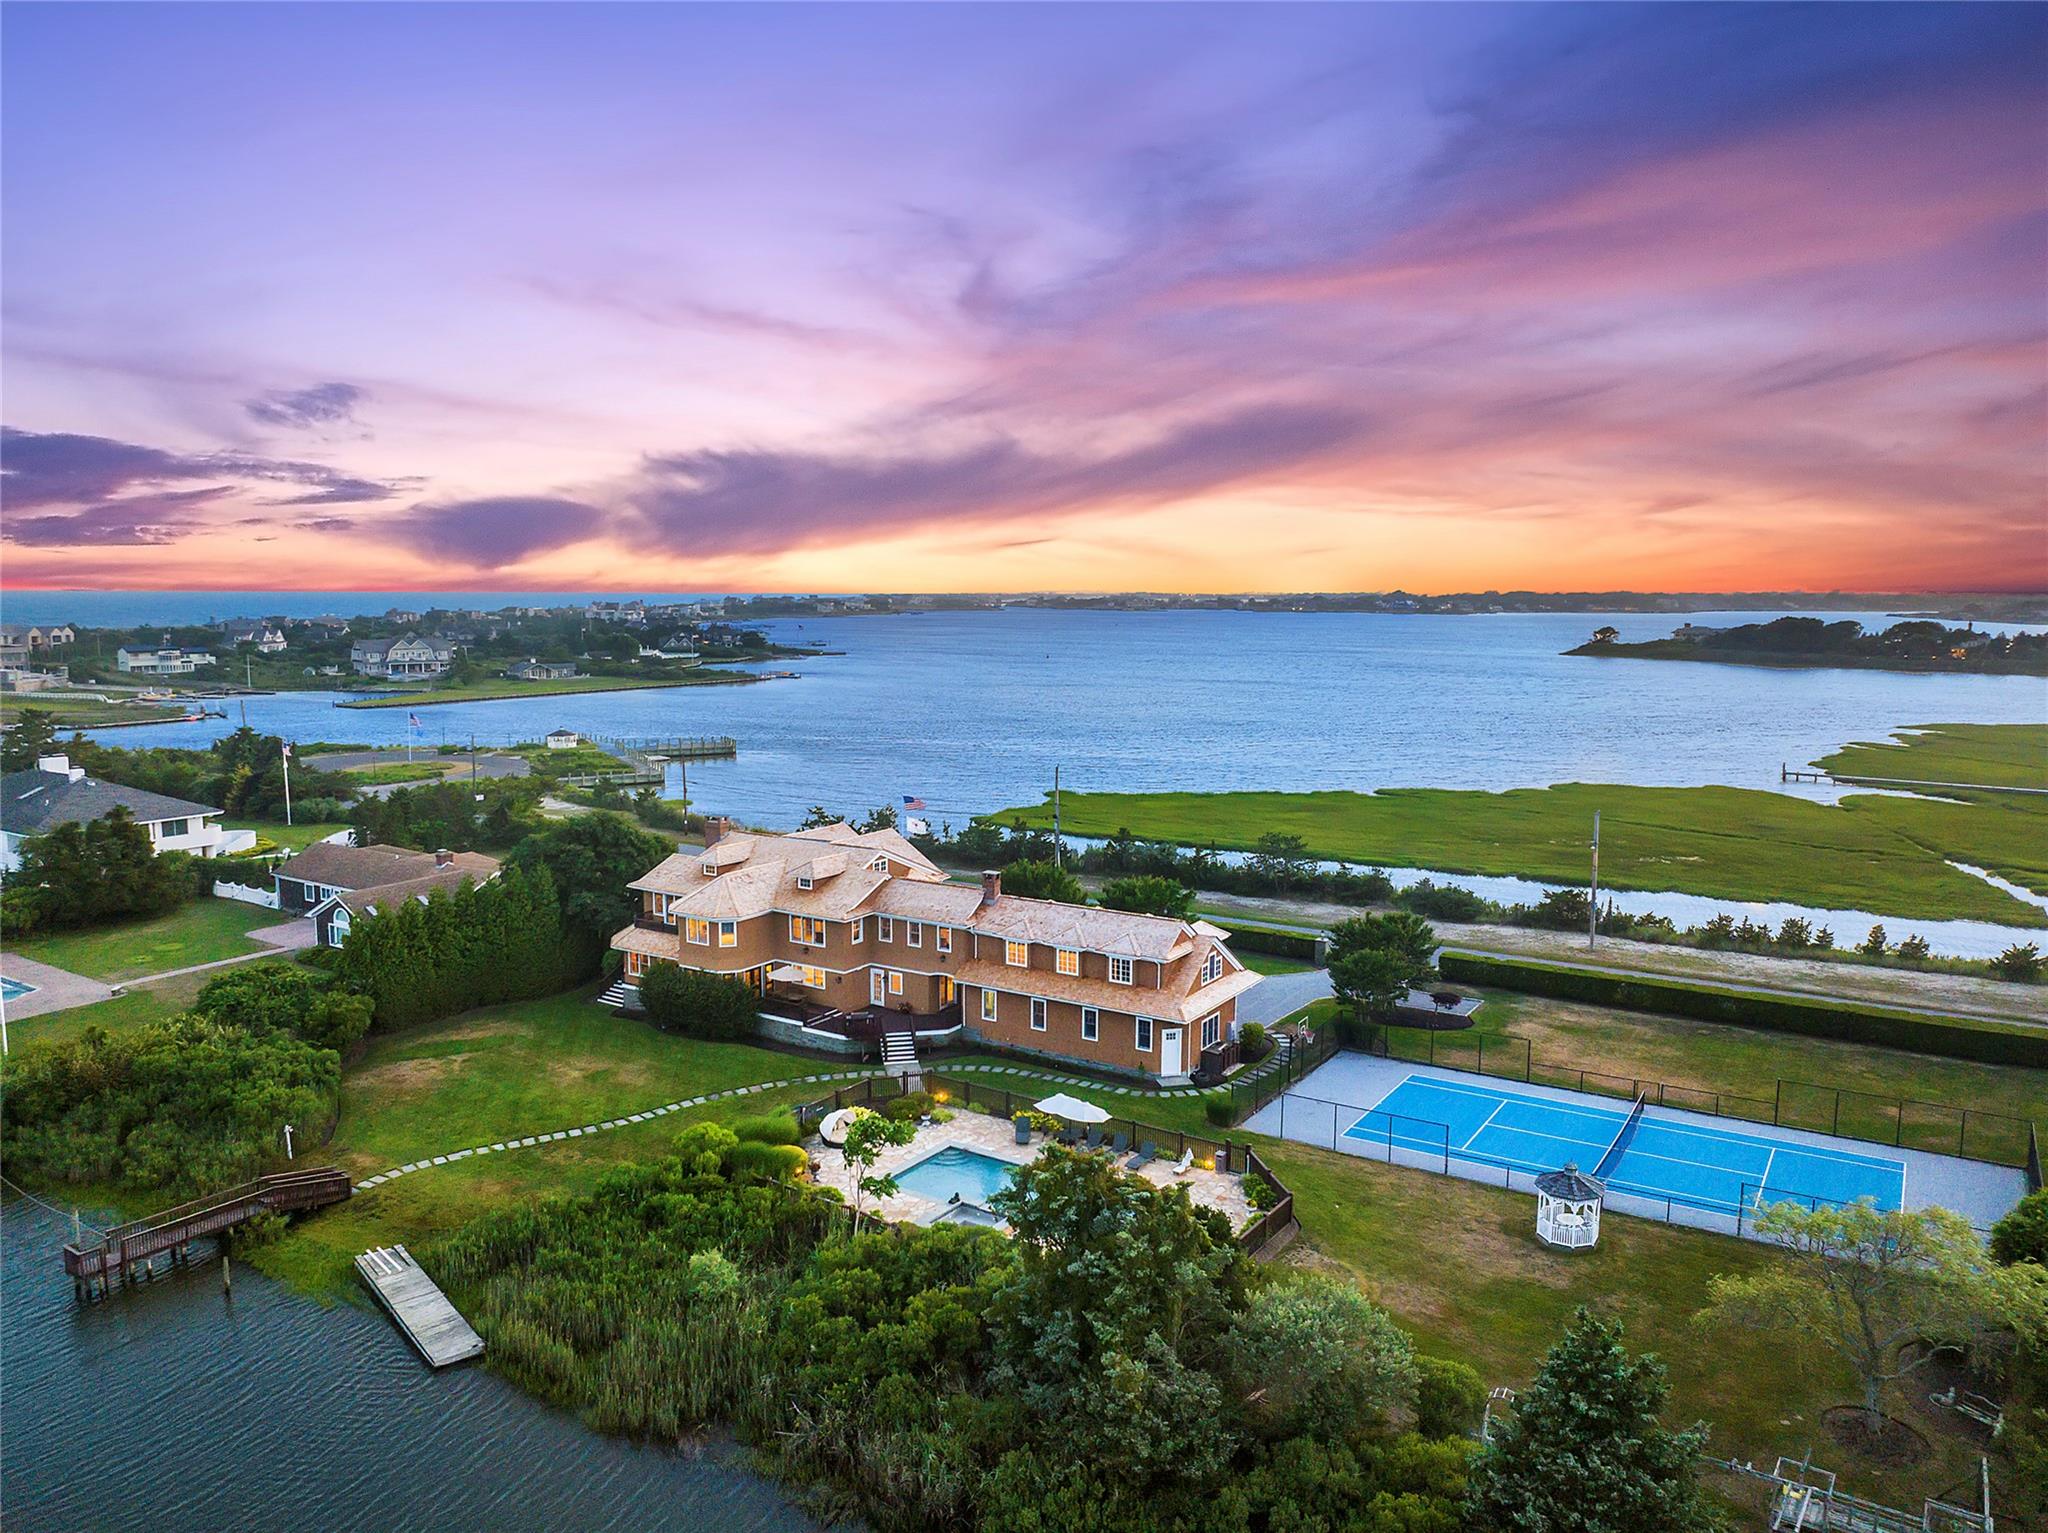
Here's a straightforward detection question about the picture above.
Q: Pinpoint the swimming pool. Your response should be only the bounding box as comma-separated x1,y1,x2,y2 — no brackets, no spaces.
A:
893,1146,1020,1209
0,976,36,1002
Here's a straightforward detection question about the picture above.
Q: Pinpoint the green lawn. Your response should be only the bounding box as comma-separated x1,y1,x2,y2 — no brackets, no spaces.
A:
336,672,753,708
1816,722,2047,789
7,898,283,981
1235,949,1315,976
221,818,351,854
341,762,453,785
7,973,203,1048
996,775,2048,925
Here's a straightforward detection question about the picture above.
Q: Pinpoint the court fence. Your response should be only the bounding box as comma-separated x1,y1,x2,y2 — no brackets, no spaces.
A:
1266,1087,2002,1242
1365,1025,2040,1171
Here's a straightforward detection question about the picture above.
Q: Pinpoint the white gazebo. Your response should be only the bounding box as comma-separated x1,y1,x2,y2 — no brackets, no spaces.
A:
1532,1163,1604,1250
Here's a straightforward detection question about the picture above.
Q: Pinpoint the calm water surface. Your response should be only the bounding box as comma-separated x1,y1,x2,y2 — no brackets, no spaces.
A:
0,1198,826,1532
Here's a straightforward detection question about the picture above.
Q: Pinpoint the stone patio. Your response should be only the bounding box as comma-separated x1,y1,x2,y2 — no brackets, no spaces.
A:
809,1105,1252,1231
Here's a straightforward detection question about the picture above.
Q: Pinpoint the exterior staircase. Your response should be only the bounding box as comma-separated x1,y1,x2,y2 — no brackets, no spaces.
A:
596,980,641,1011
880,1029,920,1089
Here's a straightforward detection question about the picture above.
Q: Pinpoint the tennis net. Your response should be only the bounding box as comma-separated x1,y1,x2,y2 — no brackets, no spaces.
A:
1594,1093,1649,1179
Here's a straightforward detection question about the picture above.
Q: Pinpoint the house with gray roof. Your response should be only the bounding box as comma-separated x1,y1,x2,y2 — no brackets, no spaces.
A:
0,754,242,874
271,839,502,946
350,633,454,679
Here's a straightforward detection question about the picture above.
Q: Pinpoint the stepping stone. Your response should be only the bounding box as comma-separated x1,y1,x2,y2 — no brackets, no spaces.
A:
400,1163,420,1173
491,1143,506,1152
432,1156,449,1165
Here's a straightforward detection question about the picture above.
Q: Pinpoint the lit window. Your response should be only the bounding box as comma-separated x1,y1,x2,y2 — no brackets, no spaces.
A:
1108,956,1134,985
907,922,922,948
802,966,827,989
878,916,894,942
940,976,956,1003
1081,1007,1098,1042
685,917,710,946
852,918,865,943
889,970,904,995
980,989,999,1023
789,915,826,946
1030,997,1048,1031
1202,1013,1220,1049
1135,1016,1153,1052
718,921,737,948
936,926,952,954
1005,940,1029,968
1056,948,1079,976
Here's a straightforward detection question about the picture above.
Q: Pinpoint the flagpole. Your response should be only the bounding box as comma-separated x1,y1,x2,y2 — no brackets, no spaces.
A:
282,742,294,828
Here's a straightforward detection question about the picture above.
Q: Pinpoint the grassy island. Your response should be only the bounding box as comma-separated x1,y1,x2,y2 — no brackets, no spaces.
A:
1568,616,2048,675
335,669,758,708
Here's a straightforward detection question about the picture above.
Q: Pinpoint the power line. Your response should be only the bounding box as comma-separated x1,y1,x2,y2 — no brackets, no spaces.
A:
0,1175,109,1239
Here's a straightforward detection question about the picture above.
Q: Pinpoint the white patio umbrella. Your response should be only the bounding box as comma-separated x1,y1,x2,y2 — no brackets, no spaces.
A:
1034,1092,1110,1124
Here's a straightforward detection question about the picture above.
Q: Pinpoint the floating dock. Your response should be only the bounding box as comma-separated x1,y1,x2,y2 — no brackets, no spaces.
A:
355,1245,485,1367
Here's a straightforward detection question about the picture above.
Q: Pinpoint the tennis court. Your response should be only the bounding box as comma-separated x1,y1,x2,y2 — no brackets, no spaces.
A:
1349,1073,1906,1217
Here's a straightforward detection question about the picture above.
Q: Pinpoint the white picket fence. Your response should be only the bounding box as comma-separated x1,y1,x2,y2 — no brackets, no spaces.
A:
212,880,281,910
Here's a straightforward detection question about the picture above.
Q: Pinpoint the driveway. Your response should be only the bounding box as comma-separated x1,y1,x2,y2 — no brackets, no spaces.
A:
1239,967,1332,1025
0,954,115,1020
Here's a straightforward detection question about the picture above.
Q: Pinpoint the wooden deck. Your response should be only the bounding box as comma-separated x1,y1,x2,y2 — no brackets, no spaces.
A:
356,1245,485,1368
62,1167,352,1300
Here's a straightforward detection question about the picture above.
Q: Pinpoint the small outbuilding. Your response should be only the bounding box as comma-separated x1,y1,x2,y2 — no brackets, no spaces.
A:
544,729,582,750
1532,1163,1604,1250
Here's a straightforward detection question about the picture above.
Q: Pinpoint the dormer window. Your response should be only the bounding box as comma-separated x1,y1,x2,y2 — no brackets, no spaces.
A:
1004,939,1029,968
797,875,814,890
870,854,889,872
1056,948,1080,976
1202,951,1222,983
1108,955,1134,986
700,859,717,876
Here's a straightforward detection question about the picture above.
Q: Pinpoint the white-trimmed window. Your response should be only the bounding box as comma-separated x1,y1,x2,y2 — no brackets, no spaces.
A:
701,859,717,876
1108,955,1134,986
717,920,737,949
936,926,952,954
797,874,814,890
1056,947,1080,976
801,966,827,989
1202,1012,1221,1049
940,975,956,1003
878,916,894,942
907,922,922,948
851,917,866,943
1081,1006,1098,1042
1005,939,1029,968
889,969,904,996
1030,997,1048,1031
1202,951,1223,983
870,854,890,872
160,818,189,838
789,915,826,946
980,988,999,1023
625,950,647,978
1135,1016,1154,1053
685,917,711,946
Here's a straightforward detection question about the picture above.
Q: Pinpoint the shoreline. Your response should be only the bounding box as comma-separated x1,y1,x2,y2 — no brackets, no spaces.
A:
1565,641,2048,677
336,674,764,709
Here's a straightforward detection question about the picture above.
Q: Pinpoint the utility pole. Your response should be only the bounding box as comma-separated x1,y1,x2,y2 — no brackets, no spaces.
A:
1052,765,1062,870
1588,810,1601,950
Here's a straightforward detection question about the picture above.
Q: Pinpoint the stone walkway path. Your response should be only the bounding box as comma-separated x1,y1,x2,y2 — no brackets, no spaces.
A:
352,1044,1302,1195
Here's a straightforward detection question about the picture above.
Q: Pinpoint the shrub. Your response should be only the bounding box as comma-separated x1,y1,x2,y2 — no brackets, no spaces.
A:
196,962,325,1034
732,1112,802,1146
883,1090,936,1122
1413,1355,1487,1439
726,1141,809,1181
999,858,1086,904
638,961,761,1041
1896,934,1932,962
295,944,342,971
1993,943,2043,982
1204,1093,1236,1128
1393,879,1489,922
1097,874,1196,919
1991,1188,2048,1267
1237,1021,1273,1063
300,991,374,1053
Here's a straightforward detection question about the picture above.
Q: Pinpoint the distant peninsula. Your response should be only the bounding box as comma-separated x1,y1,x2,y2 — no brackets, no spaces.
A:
1566,617,2048,676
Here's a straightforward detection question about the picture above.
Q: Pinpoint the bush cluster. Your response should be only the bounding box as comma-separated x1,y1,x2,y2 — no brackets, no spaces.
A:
638,962,761,1040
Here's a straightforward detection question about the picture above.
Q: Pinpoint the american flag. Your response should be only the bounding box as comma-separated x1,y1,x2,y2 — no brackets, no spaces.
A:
409,712,423,729
902,795,927,811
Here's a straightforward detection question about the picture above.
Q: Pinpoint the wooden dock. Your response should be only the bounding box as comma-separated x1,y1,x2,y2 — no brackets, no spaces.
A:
356,1245,485,1368
1781,763,2046,795
63,1168,351,1301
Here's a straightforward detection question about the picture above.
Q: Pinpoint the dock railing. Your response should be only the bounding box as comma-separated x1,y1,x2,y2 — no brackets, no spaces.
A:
62,1168,352,1285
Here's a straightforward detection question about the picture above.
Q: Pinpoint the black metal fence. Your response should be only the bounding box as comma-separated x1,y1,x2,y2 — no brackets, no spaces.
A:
1226,1027,1340,1123
1374,1026,2038,1169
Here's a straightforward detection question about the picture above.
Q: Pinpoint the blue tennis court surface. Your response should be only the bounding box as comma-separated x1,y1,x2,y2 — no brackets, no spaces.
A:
1348,1073,1905,1216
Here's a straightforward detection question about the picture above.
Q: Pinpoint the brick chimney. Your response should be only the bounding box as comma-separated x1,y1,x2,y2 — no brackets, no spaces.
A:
980,869,1002,905
434,848,454,869
703,815,731,848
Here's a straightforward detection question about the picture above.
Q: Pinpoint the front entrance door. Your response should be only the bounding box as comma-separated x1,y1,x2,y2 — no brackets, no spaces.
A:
1159,1027,1184,1076
870,968,887,1006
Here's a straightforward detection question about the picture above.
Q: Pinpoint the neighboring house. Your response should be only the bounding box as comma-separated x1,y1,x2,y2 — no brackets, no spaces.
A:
1589,626,1621,645
350,633,454,678
611,820,1258,1084
270,840,502,946
507,659,579,681
0,754,241,873
0,668,64,692
544,729,582,749
116,645,218,675
225,624,288,652
1671,624,1723,643
637,638,701,664
0,624,74,650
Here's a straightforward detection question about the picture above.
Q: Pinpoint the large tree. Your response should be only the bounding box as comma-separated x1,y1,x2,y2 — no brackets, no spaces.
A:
1465,1308,1713,1533
510,813,670,949
1001,858,1086,904
1097,874,1196,920
0,708,61,771
1699,1201,2048,1418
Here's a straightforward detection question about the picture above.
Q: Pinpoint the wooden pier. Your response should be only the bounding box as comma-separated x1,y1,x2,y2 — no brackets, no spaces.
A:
62,1167,352,1301
1782,762,2046,795
356,1245,485,1368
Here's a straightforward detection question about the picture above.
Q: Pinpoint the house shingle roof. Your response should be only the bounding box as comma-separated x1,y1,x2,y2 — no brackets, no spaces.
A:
0,767,220,838
276,841,497,890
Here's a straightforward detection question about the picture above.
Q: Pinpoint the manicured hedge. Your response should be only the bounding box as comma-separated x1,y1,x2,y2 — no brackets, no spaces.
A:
1439,951,2048,1068
1220,921,1322,962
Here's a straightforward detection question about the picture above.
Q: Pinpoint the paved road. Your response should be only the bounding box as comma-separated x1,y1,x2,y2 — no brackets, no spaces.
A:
1239,969,1333,1025
307,748,531,778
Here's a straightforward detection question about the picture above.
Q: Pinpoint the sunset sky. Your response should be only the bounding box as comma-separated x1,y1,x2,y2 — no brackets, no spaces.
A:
3,3,2044,594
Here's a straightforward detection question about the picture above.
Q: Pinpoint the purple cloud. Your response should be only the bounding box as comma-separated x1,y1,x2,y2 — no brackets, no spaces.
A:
244,381,366,430
411,495,607,567
3,487,227,546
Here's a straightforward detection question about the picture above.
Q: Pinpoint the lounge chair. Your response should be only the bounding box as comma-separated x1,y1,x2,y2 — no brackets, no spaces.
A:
1082,1126,1103,1151
1108,1132,1130,1156
1058,1124,1080,1147
1128,1141,1157,1168
1171,1148,1194,1176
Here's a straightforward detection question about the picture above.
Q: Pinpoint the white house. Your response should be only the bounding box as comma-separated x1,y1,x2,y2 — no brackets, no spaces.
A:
350,633,454,678
0,755,251,873
544,729,582,750
225,624,288,653
115,645,218,676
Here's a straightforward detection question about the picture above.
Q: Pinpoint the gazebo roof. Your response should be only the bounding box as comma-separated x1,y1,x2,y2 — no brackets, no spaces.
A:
1533,1164,1605,1201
